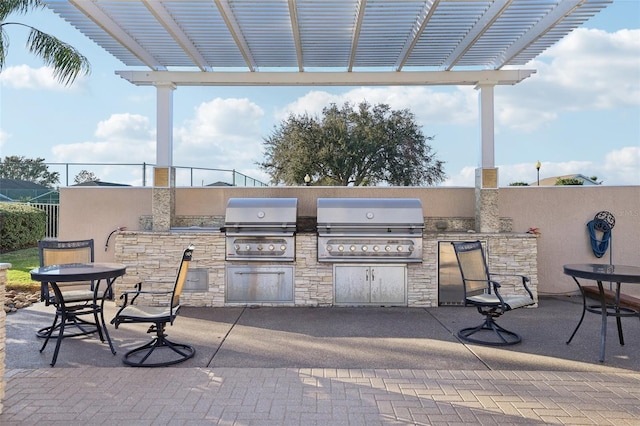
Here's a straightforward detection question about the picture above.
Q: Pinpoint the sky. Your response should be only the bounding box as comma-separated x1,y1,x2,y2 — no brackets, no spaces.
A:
0,1,639,188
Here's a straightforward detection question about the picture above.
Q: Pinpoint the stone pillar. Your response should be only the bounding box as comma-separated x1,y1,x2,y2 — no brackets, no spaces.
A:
152,167,176,231
0,262,11,414
475,168,500,233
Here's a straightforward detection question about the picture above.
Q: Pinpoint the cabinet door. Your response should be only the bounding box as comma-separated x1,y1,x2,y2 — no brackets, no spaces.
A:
370,266,406,304
334,265,369,303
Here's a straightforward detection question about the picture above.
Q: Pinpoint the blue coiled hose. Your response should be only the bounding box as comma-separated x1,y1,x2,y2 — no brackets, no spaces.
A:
587,219,612,258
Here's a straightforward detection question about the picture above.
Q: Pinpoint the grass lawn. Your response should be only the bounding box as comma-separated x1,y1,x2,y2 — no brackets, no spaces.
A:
0,247,40,292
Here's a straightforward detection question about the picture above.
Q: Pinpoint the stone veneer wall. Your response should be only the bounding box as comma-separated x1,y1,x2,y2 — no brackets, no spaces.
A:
114,231,537,307
0,262,10,414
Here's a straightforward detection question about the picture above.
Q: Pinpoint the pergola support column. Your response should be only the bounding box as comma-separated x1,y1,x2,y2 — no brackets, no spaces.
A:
475,84,499,233
152,83,176,232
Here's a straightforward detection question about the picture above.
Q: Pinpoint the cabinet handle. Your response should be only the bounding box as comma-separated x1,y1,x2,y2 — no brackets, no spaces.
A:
371,268,375,281
365,269,369,281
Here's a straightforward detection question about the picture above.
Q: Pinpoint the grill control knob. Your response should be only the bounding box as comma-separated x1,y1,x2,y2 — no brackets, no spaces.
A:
350,245,356,252
397,246,403,252
234,244,240,251
257,244,263,251
385,245,391,252
268,244,275,251
280,244,287,251
245,245,251,251
326,245,333,252
338,245,344,252
408,245,414,252
362,245,368,252
373,246,380,252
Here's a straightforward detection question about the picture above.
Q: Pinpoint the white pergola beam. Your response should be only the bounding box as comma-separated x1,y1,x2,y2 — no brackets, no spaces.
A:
214,0,257,71
347,0,367,72
493,0,584,68
143,0,212,72
116,69,535,87
395,0,438,71
70,0,166,70
443,0,513,70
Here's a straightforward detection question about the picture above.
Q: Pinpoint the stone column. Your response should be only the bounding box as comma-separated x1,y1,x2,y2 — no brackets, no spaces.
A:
475,168,500,233
152,167,176,232
0,262,11,414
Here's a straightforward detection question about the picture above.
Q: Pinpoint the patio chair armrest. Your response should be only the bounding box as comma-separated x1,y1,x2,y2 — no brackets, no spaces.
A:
119,282,143,305
488,280,509,311
464,278,495,293
490,273,533,299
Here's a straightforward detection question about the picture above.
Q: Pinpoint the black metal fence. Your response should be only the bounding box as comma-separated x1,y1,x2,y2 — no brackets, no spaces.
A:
43,162,268,187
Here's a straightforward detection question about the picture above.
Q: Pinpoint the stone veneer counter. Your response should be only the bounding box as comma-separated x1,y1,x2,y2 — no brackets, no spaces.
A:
114,231,537,308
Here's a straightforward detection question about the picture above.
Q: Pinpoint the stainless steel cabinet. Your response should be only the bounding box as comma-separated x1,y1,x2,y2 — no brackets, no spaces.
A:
334,265,406,305
226,265,294,303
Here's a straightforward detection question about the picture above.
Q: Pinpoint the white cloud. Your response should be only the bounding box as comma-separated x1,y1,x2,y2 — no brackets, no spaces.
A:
173,98,268,184
497,28,640,132
0,65,88,91
94,113,154,140
442,147,640,187
277,86,477,128
0,129,9,153
51,113,156,185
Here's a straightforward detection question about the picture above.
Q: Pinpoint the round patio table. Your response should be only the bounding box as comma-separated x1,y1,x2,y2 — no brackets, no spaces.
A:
30,262,126,366
564,263,640,362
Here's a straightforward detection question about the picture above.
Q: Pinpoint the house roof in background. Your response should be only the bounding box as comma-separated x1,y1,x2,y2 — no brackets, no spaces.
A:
536,174,600,186
0,178,50,190
72,180,131,187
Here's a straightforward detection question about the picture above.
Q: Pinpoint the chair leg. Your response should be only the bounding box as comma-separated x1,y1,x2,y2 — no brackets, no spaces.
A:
122,323,195,367
458,315,522,346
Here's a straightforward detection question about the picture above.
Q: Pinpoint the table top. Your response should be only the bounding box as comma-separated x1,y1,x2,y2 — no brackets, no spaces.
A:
563,263,640,284
30,262,126,282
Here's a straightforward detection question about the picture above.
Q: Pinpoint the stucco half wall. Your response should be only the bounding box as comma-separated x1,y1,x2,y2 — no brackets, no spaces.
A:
59,185,640,297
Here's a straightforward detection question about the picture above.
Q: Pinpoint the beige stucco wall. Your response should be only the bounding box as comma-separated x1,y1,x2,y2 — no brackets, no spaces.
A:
500,186,640,297
58,185,640,297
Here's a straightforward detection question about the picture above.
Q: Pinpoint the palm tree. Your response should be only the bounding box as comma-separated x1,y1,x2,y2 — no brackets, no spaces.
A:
0,0,90,86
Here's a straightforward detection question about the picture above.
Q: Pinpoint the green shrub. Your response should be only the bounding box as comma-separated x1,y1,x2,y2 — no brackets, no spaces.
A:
0,203,46,252
555,178,583,186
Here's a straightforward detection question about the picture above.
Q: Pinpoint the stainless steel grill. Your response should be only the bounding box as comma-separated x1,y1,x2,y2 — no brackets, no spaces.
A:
317,198,424,263
224,198,297,261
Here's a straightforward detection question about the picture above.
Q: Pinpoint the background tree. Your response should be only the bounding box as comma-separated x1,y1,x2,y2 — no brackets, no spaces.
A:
555,178,583,186
74,170,99,184
509,181,529,186
260,101,445,186
0,155,59,187
1,0,90,85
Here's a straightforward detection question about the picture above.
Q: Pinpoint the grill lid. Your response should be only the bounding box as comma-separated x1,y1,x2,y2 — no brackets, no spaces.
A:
225,198,297,233
317,198,424,233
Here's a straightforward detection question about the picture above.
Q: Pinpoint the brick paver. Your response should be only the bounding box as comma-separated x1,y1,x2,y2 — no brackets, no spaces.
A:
2,367,639,425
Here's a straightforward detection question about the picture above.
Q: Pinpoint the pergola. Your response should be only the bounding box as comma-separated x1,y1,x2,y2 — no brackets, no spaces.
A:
44,0,612,231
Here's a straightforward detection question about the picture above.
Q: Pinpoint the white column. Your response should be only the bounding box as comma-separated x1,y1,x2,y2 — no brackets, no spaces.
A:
155,82,175,168
152,83,176,231
475,83,499,233
478,83,495,168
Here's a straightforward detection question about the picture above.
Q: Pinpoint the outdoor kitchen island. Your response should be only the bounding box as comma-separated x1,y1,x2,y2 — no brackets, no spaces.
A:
113,198,538,308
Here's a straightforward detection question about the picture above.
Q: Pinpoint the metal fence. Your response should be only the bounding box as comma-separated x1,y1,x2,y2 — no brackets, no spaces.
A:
29,203,59,239
42,162,268,187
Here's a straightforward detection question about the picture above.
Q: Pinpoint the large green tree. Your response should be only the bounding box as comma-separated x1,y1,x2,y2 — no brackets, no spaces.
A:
260,101,446,186
0,0,90,85
0,155,59,187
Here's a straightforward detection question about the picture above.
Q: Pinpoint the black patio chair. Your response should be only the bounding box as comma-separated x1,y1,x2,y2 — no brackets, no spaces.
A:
37,239,105,339
111,245,196,367
451,241,534,345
